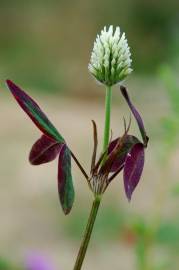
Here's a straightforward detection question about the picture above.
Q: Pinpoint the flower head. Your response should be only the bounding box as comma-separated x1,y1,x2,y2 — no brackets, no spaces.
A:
88,25,132,86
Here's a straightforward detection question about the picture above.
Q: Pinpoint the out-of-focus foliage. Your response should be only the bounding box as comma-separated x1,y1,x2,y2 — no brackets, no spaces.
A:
64,205,125,240
0,0,179,92
0,257,21,270
159,65,179,156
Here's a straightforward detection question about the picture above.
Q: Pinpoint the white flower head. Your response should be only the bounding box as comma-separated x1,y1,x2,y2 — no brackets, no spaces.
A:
88,26,132,86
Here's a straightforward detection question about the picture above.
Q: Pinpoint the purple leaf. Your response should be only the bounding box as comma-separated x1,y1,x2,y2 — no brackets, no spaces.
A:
58,144,75,215
120,86,148,146
123,143,145,201
108,135,140,172
6,80,65,143
29,135,63,165
100,120,131,175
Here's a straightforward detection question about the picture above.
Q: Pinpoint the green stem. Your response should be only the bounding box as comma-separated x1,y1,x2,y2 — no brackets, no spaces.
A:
103,86,112,153
73,86,112,270
73,196,101,270
136,238,149,270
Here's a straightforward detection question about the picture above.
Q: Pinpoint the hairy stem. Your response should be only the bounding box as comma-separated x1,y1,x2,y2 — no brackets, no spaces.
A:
73,196,101,270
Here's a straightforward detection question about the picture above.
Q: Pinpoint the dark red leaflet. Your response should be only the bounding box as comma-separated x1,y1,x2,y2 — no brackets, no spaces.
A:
120,86,148,146
58,144,75,215
123,143,145,201
108,135,140,172
6,80,64,142
29,135,63,165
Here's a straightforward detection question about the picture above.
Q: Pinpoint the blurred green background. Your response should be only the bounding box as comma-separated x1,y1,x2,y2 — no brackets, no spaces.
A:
0,0,179,269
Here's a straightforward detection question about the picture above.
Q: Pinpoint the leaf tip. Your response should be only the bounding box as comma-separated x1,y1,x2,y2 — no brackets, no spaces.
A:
126,191,132,202
6,79,13,88
120,85,127,96
63,207,72,215
125,182,132,201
